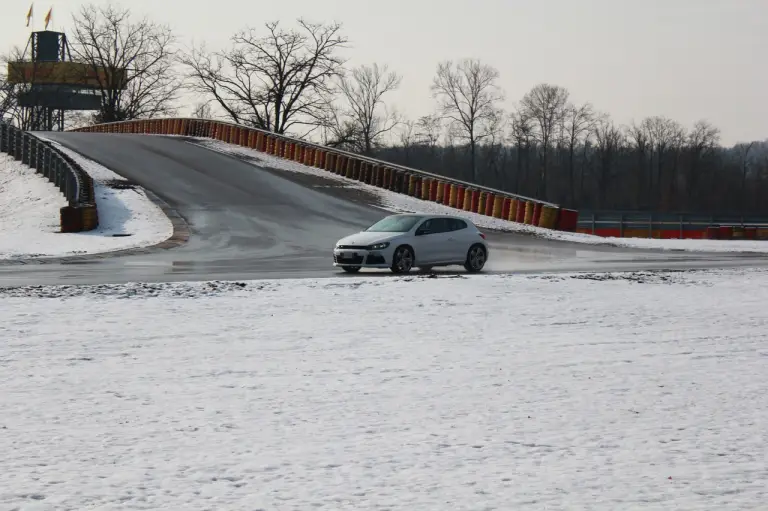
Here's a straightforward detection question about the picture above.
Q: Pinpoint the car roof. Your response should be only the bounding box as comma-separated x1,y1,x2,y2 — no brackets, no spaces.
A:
388,213,474,223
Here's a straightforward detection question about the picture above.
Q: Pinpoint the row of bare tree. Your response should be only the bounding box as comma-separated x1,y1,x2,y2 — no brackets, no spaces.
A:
1,6,765,214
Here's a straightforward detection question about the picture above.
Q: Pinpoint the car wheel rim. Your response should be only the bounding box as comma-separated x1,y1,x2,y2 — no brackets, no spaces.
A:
470,247,485,269
397,249,413,271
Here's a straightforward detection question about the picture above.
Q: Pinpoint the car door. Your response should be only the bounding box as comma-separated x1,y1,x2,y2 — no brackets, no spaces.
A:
444,218,470,262
412,217,446,264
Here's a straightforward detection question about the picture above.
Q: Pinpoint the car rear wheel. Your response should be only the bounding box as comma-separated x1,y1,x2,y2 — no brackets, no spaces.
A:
390,246,414,274
341,266,361,273
464,244,487,273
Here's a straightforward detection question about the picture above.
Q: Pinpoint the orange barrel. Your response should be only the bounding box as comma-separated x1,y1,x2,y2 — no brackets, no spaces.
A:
502,198,511,220
361,162,370,183
537,205,559,229
277,138,286,157
514,200,525,223
456,186,466,210
492,195,504,218
371,165,380,186
442,183,451,205
256,132,266,151
401,172,411,194
325,152,335,172
435,181,445,203
485,193,495,216
415,177,424,197
732,226,745,239
391,170,402,191
556,208,578,231
175,119,183,134
470,190,480,212
228,125,237,144
295,144,304,162
161,119,169,133
380,167,388,188
508,199,519,221
409,175,418,196
706,226,720,239
345,157,355,178
180,119,189,136
719,226,733,239
221,123,229,141
448,184,458,207
744,226,757,240
421,178,431,200
524,201,535,225
264,134,273,154
286,141,295,159
429,179,438,201
240,127,249,146
532,203,543,226
462,188,472,211
478,192,487,214
353,159,363,180
302,147,312,165
316,149,326,169
382,167,391,189
335,154,345,174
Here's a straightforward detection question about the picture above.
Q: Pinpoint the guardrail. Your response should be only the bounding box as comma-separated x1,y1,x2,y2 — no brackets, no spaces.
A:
70,118,580,233
0,121,98,232
577,210,768,240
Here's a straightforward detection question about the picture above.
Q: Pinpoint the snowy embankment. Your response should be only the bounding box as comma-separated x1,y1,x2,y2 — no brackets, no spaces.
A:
0,148,172,259
194,138,768,254
2,269,767,510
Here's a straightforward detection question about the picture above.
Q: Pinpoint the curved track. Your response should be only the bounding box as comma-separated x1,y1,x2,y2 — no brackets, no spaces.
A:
1,133,766,287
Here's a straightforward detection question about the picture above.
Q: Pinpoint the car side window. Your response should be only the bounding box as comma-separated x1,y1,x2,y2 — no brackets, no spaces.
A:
417,218,450,235
451,219,467,231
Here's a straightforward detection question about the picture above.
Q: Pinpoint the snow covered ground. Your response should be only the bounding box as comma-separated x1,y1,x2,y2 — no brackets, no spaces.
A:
2,268,767,510
194,138,768,254
0,148,172,260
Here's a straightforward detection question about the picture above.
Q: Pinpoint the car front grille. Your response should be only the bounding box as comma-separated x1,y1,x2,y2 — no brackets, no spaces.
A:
336,245,368,250
335,254,364,265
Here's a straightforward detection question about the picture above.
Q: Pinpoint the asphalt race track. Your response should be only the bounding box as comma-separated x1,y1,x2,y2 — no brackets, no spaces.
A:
1,132,766,287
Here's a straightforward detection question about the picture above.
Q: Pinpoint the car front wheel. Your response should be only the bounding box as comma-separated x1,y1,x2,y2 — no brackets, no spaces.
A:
390,246,414,274
464,244,487,273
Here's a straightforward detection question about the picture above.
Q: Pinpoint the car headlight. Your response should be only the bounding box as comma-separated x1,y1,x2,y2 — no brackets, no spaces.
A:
368,242,390,251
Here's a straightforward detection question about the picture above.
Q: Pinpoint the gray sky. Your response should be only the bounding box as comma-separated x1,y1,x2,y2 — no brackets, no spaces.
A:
4,0,767,145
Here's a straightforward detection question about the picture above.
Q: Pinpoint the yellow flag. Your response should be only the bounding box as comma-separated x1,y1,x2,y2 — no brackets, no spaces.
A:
26,4,33,27
44,7,52,30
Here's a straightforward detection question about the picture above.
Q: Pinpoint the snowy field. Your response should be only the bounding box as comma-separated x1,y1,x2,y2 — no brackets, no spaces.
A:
0,148,172,260
194,138,768,254
2,269,767,510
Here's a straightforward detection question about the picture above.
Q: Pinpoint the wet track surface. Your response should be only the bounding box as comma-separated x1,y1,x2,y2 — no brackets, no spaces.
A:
2,132,767,287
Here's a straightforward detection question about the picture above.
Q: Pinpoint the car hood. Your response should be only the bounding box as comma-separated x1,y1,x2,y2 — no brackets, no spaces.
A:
336,231,403,247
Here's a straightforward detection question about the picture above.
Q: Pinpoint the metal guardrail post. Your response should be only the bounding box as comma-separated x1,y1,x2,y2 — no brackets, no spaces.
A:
0,123,7,152
21,135,29,165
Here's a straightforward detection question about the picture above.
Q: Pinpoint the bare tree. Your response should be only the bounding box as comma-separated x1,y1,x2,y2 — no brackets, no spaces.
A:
737,141,755,212
683,120,720,207
520,83,569,199
416,114,442,152
337,63,401,154
562,102,595,204
180,19,347,135
593,116,625,208
69,3,179,123
398,119,417,164
431,59,504,181
641,116,684,207
510,109,536,194
192,101,213,119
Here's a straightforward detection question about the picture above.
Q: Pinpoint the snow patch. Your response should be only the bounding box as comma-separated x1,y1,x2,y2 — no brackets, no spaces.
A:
1,268,766,509
194,138,768,253
0,138,174,259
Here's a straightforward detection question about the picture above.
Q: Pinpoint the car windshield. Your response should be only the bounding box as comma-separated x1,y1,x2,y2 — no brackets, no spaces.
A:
366,215,422,232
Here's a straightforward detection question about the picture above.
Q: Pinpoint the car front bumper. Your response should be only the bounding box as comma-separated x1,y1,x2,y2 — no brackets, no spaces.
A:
333,247,392,269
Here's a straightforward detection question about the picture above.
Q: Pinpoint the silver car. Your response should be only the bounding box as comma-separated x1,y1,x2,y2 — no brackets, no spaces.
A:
333,213,489,274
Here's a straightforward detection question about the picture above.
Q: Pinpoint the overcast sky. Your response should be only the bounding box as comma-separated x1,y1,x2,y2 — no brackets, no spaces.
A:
3,0,766,145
